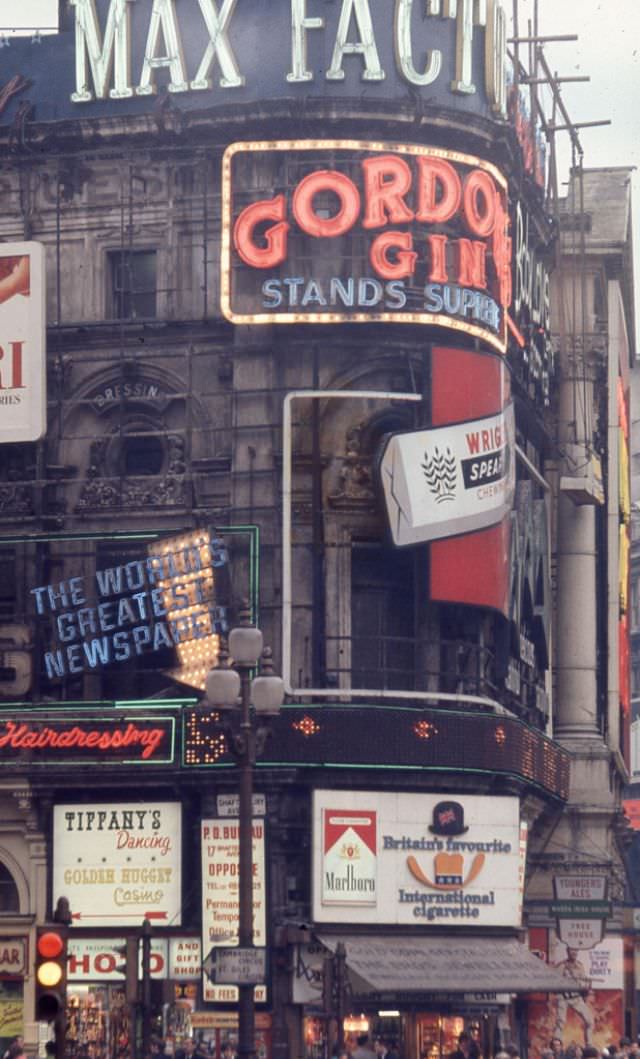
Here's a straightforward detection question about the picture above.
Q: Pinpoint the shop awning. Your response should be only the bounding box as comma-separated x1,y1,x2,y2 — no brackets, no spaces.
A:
317,935,574,995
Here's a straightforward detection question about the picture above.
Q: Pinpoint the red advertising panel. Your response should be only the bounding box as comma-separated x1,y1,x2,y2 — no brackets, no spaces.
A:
430,346,512,615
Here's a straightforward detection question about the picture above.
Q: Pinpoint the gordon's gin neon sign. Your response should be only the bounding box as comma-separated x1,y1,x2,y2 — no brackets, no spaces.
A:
221,141,512,353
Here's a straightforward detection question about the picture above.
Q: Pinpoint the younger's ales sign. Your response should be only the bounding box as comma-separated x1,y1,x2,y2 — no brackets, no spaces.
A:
222,141,512,353
0,242,46,443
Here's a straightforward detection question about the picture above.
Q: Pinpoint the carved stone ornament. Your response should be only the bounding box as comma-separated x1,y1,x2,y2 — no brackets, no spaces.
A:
328,421,375,509
76,434,188,511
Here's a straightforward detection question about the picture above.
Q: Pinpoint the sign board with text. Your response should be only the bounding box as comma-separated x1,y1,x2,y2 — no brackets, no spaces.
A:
379,403,515,546
201,818,266,1003
222,141,511,354
0,242,46,444
203,946,266,986
313,790,522,927
53,802,182,927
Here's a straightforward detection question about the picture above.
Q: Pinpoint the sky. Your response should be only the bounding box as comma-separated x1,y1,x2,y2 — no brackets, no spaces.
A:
3,0,640,335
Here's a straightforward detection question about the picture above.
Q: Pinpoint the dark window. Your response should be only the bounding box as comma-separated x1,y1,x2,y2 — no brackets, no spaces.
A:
0,549,16,622
351,542,415,691
0,863,19,914
109,250,157,319
122,433,164,476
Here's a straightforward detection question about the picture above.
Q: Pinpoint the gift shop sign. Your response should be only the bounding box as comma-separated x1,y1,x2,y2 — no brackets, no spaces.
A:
313,791,522,927
53,802,182,927
0,242,46,444
222,141,512,354
201,818,267,1004
379,402,515,546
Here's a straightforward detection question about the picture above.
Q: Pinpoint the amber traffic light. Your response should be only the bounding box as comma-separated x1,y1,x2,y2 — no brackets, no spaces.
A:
35,927,67,1022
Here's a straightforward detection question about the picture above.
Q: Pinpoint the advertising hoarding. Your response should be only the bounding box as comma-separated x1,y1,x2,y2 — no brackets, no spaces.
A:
379,402,515,546
4,1,507,122
313,790,522,927
53,802,182,927
222,141,511,352
201,818,266,1003
0,242,46,444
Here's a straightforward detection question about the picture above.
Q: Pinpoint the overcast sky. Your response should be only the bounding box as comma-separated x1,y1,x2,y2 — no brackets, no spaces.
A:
3,0,640,336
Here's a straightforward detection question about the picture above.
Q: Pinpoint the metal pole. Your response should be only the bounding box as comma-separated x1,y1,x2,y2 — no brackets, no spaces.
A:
335,943,346,1053
238,665,255,1059
141,918,152,1059
54,1012,66,1059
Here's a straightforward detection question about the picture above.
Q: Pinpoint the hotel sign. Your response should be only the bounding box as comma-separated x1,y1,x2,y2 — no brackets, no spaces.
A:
222,141,512,353
313,791,522,927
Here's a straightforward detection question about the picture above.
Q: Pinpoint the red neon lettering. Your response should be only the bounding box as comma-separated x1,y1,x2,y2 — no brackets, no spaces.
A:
292,171,360,238
233,195,289,269
0,720,165,760
427,234,449,284
456,239,487,289
369,231,417,280
463,170,497,237
416,157,461,224
362,155,414,230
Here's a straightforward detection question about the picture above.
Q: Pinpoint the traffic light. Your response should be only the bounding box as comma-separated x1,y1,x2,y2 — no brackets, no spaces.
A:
114,938,139,1004
35,926,68,1022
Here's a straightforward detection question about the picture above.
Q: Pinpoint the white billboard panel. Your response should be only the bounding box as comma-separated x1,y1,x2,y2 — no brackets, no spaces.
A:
201,817,266,1004
0,242,46,443
53,802,182,927
380,404,515,545
313,790,522,927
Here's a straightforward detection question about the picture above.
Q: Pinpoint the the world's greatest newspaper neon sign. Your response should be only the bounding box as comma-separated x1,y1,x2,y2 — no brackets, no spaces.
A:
222,141,512,353
31,533,228,680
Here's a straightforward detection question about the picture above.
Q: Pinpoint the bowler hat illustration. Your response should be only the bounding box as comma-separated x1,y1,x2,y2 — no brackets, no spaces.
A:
429,800,469,836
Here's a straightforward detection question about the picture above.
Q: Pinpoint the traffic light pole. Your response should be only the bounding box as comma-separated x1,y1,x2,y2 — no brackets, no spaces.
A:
54,1012,66,1059
141,919,152,1059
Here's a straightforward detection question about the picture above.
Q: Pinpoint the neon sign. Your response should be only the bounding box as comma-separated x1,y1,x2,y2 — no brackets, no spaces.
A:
31,529,229,687
0,716,173,763
221,140,512,353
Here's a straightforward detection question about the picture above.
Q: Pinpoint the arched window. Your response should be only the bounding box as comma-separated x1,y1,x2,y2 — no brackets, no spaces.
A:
0,863,20,913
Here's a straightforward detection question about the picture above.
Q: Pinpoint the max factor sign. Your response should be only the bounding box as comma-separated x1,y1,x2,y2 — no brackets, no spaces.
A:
70,0,507,115
222,141,512,353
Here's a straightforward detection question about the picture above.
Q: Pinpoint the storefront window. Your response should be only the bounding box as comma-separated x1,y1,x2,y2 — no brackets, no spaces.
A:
67,985,131,1059
0,980,23,1058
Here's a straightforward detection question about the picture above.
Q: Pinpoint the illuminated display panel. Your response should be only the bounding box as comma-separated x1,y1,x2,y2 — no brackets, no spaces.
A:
221,140,511,354
184,705,569,801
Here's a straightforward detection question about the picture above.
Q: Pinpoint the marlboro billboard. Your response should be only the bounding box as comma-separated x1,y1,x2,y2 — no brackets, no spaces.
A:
0,242,46,443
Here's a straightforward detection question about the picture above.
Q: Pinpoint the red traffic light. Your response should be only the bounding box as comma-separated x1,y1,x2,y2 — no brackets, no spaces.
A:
37,932,64,959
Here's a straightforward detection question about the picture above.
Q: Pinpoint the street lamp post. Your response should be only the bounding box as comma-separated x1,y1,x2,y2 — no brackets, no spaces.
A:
205,607,284,1059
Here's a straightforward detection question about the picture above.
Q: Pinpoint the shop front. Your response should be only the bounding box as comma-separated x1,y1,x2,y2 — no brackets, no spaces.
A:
297,935,570,1059
302,791,570,1059
0,938,28,1057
